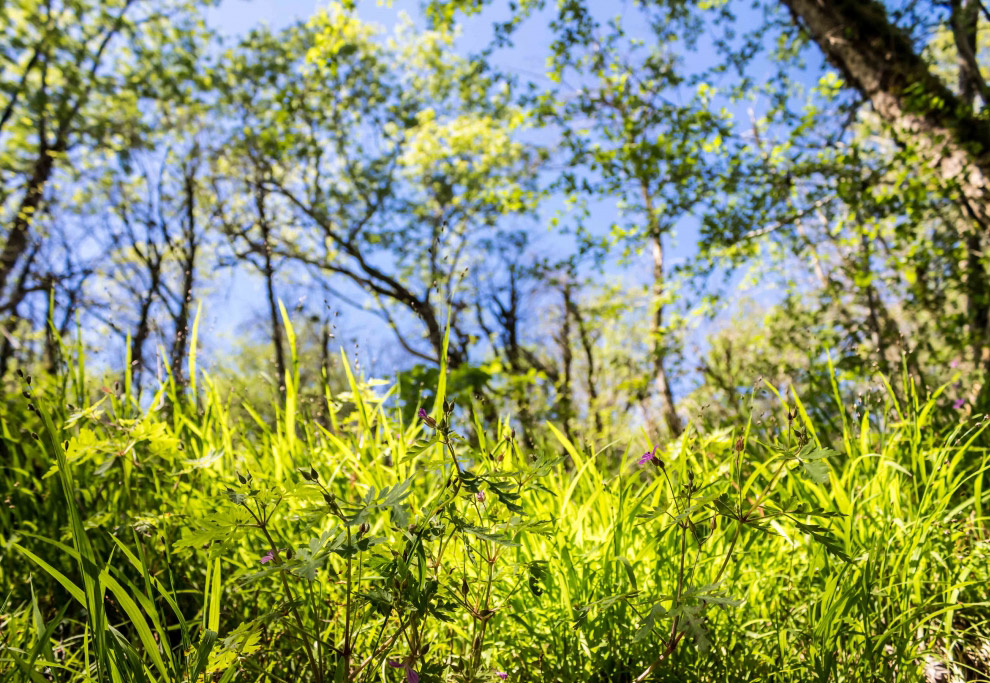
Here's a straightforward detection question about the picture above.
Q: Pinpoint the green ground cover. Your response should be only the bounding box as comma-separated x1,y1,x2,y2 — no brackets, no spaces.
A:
2,321,989,682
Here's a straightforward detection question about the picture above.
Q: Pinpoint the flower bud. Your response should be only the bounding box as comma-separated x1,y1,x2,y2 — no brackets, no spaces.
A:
418,408,438,429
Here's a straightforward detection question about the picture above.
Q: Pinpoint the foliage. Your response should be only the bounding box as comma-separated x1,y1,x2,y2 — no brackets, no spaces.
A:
1,322,989,682
4,0,990,679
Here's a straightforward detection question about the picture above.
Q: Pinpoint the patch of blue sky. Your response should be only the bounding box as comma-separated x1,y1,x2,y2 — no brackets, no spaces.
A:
197,0,829,399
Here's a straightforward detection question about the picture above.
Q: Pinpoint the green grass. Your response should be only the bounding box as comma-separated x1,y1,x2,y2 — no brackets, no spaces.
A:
1,318,989,682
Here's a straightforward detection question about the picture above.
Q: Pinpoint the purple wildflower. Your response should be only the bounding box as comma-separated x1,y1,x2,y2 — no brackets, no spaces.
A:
388,659,419,683
496,672,508,679
260,550,274,565
418,408,438,429
476,491,486,502
954,398,966,410
638,445,658,466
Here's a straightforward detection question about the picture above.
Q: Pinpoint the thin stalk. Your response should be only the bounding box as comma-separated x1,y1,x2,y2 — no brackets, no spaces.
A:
344,525,354,674
243,503,323,683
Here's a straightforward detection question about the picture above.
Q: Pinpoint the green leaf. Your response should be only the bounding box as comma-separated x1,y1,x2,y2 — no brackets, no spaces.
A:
190,629,219,683
633,603,667,643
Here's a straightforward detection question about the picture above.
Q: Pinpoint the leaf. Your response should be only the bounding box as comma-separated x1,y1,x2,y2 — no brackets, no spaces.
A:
633,602,667,643
677,604,711,652
803,446,839,460
800,459,830,484
190,629,219,682
616,556,637,591
460,525,519,546
793,520,851,562
527,561,549,597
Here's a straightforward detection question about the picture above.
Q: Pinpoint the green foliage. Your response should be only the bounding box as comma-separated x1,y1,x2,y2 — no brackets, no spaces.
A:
4,0,990,680
2,324,989,682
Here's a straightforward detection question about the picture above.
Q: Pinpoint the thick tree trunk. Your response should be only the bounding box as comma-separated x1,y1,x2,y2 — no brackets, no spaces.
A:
779,0,990,228
949,0,990,367
0,152,56,302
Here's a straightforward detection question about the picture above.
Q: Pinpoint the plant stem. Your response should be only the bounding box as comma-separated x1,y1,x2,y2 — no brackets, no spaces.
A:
243,503,323,683
344,524,354,677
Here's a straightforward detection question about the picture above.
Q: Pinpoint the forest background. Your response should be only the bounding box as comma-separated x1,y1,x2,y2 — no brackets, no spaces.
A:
3,0,990,681
4,0,990,436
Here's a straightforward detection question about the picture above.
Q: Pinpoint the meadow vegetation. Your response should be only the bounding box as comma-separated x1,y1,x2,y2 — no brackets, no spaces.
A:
4,0,990,680
2,314,989,682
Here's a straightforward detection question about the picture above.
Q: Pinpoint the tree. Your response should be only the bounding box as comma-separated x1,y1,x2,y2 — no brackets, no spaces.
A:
0,0,213,380
212,5,544,379
773,0,990,389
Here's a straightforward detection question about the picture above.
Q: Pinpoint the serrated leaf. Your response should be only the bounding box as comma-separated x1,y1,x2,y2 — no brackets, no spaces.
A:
633,603,667,642
800,459,830,484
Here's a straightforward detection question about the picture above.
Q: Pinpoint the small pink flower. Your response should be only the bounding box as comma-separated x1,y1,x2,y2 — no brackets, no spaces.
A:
951,359,960,368
476,491,486,502
388,660,419,683
954,398,966,410
418,408,437,429
260,550,274,565
638,445,658,466
496,672,508,679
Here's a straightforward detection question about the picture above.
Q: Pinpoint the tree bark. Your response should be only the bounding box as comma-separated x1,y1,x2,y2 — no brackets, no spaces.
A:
255,181,287,394
0,151,56,303
779,0,990,229
641,179,683,437
566,291,604,433
651,231,683,437
557,281,575,440
169,166,199,388
130,288,156,394
948,0,990,367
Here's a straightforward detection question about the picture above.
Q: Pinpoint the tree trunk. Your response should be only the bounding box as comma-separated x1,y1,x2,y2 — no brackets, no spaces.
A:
641,179,682,437
651,231,683,437
0,151,56,302
779,0,990,229
130,291,155,395
255,183,286,394
557,282,575,440
170,169,198,388
949,0,990,367
566,291,604,433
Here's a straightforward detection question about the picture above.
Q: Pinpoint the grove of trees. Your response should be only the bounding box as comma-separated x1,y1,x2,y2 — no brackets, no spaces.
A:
2,0,989,441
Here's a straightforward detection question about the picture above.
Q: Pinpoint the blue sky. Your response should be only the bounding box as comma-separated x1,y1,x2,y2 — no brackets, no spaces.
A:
192,0,807,393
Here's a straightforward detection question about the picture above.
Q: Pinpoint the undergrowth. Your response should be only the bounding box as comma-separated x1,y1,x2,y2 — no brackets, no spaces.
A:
1,310,989,682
